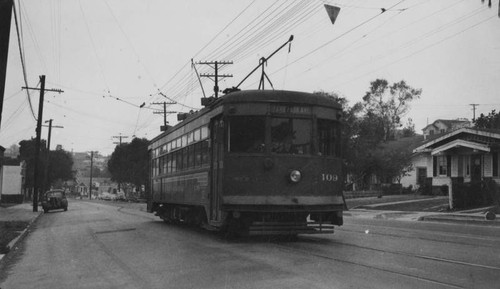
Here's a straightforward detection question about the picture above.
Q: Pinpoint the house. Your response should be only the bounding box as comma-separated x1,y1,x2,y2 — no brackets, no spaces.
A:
422,119,471,140
0,146,24,204
389,135,426,189
413,127,500,209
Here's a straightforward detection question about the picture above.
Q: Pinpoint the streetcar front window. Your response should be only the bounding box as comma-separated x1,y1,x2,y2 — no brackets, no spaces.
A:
271,118,311,155
229,116,266,153
318,119,340,157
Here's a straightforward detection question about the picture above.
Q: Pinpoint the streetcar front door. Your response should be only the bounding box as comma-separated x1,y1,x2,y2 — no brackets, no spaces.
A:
209,117,224,223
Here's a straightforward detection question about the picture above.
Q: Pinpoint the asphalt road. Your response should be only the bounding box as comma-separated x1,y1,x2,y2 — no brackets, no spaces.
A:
1,200,499,289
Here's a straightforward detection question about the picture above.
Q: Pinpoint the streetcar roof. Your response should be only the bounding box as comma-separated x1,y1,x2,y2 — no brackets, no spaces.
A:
219,90,342,108
149,90,341,145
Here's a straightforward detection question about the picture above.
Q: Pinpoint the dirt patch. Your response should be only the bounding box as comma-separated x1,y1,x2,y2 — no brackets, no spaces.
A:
0,221,29,254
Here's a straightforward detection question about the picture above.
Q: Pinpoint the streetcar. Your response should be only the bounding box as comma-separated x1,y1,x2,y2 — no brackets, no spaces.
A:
147,89,345,235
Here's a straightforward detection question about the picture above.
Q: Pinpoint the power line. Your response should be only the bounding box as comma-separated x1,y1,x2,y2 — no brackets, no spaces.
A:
335,14,497,88
12,0,36,121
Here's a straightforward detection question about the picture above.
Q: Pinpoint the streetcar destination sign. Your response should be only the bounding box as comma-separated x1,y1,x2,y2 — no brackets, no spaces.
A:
270,105,311,115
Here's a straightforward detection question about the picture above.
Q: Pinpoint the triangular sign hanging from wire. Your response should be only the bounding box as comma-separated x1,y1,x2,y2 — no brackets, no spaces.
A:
324,4,341,25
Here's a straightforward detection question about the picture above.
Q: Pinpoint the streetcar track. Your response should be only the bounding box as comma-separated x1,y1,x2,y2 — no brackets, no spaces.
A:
343,222,500,242
299,236,500,271
94,227,136,235
275,243,465,289
339,224,500,248
89,227,152,288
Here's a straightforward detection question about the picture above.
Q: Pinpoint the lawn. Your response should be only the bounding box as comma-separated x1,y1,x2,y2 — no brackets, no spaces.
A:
0,221,29,254
364,197,450,212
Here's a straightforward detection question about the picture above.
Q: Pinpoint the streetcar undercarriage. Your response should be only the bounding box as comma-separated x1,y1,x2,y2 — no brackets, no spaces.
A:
152,202,343,236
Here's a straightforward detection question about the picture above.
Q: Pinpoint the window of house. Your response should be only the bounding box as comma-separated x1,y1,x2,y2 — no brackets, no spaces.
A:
438,155,447,176
429,130,434,135
464,155,470,176
493,152,498,177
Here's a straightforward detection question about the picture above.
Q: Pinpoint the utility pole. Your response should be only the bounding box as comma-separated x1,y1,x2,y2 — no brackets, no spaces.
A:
111,134,129,193
198,61,233,98
0,0,13,128
112,133,129,146
42,119,63,192
22,75,63,212
152,101,176,131
89,151,94,199
470,104,479,122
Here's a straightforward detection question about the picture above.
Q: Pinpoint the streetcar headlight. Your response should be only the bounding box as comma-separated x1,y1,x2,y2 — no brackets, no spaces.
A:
289,170,302,183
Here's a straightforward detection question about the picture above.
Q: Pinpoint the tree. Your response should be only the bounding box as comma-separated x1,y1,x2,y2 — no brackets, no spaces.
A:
19,138,47,190
5,144,19,157
362,79,422,141
315,79,421,190
47,149,75,188
107,138,149,191
474,109,500,129
19,138,75,191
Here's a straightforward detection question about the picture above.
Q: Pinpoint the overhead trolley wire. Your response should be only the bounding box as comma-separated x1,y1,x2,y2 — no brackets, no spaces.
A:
78,0,111,92
12,1,36,121
19,0,48,72
103,0,160,90
266,0,408,79
335,13,497,88
329,5,490,85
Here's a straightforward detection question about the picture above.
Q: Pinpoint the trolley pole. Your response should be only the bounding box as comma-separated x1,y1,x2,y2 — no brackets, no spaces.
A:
22,76,63,211
198,61,233,98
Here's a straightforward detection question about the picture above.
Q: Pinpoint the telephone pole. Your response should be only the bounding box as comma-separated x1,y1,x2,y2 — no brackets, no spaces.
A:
22,75,63,212
111,134,129,193
89,151,94,199
198,61,233,98
470,104,479,121
0,0,13,128
42,119,63,192
152,101,176,131
112,133,129,145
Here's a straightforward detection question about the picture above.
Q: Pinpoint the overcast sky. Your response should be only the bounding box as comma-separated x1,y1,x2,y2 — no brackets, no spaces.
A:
1,0,499,155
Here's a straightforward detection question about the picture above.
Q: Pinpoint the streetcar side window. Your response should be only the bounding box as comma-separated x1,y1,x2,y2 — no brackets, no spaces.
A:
318,119,340,157
229,116,266,153
201,139,210,164
271,118,311,155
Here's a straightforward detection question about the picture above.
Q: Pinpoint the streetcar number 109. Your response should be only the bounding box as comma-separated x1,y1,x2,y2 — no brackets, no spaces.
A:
321,174,338,182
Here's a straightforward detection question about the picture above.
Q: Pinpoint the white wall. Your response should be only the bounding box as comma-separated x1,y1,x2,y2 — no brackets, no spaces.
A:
1,165,22,195
400,154,427,188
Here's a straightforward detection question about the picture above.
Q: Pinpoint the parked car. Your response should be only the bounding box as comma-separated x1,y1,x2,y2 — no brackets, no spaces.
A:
41,190,68,213
116,191,126,201
98,192,116,201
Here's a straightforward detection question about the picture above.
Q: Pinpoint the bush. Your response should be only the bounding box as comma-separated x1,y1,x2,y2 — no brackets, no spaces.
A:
381,183,403,195
452,180,499,210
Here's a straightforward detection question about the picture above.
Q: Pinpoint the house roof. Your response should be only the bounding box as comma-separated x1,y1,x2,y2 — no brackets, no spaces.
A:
422,119,469,131
414,127,500,153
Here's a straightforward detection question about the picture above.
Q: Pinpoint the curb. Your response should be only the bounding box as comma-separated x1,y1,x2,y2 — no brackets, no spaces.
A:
418,215,500,227
0,210,43,263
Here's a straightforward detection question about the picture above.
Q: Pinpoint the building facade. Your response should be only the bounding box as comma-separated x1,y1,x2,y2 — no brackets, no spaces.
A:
413,128,500,208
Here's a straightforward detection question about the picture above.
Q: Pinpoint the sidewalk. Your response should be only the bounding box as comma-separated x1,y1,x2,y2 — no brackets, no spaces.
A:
346,198,500,227
0,202,42,262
